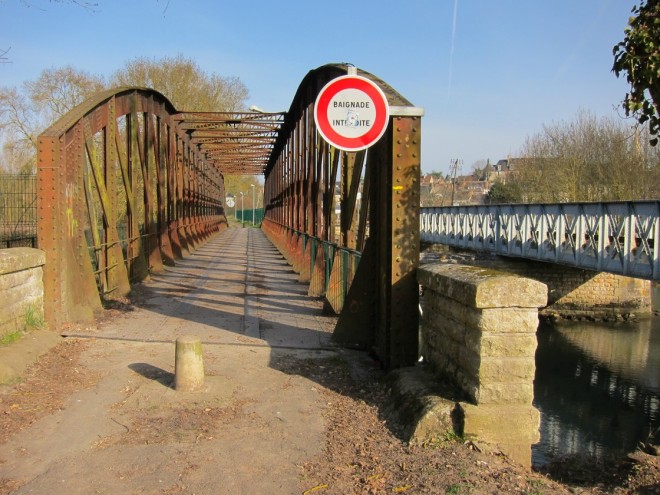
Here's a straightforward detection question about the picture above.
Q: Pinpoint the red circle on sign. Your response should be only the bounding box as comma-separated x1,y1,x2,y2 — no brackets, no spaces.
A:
314,75,390,152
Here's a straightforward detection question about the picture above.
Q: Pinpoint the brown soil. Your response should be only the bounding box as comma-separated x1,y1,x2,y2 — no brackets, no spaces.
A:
1,340,658,495
275,356,660,495
0,339,101,446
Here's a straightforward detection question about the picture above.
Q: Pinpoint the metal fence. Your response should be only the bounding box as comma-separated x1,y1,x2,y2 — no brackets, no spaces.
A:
0,174,37,248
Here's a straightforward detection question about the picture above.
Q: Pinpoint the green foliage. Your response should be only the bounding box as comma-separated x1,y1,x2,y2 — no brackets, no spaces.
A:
445,483,472,494
613,0,660,145
223,175,263,220
24,304,44,330
422,430,465,449
0,306,43,347
485,179,522,204
0,329,24,347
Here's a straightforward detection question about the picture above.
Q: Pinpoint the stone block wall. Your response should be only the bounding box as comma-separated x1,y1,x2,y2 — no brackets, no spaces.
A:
463,257,652,319
417,263,548,466
0,248,46,337
538,270,651,318
418,264,547,404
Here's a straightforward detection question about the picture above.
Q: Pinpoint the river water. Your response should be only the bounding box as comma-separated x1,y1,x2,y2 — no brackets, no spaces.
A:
532,285,660,468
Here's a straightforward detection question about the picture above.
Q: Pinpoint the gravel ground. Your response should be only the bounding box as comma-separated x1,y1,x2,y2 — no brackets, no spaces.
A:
1,339,658,495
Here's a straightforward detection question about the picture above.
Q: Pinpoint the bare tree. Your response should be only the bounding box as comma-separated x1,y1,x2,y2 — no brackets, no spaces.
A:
25,65,105,120
0,47,10,64
0,66,106,172
111,54,249,112
515,110,660,202
0,54,250,174
19,0,98,11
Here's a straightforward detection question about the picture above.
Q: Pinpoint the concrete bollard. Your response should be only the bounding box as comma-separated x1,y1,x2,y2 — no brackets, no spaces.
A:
174,335,205,392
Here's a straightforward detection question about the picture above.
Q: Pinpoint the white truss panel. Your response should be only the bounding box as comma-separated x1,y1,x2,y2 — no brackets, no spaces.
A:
420,202,660,281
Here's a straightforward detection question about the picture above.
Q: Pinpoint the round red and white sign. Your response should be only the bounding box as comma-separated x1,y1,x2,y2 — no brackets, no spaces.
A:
314,75,390,152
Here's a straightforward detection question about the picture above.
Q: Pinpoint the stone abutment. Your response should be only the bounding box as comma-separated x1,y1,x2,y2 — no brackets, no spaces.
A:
415,263,547,466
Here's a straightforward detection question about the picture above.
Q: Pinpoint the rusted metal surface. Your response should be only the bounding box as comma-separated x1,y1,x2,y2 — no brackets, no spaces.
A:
388,116,422,367
38,66,423,370
172,111,285,176
262,64,422,368
37,88,233,326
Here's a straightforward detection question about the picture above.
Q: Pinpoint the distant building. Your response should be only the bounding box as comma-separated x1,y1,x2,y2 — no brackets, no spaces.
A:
420,173,449,206
489,157,527,183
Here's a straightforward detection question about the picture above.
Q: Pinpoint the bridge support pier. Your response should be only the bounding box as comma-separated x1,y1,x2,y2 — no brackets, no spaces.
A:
417,263,547,466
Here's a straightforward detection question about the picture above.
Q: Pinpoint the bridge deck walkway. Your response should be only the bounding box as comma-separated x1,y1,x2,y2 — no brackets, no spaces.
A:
0,228,356,493
67,227,337,348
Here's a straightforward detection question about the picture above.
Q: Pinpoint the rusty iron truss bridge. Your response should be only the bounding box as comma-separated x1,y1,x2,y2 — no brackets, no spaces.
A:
37,63,423,369
35,62,658,369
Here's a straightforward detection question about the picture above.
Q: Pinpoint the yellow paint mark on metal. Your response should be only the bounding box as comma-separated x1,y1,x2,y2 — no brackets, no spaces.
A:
393,186,404,191
66,208,78,238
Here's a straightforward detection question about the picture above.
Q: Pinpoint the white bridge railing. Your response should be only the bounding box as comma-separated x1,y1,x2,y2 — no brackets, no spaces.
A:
420,201,660,281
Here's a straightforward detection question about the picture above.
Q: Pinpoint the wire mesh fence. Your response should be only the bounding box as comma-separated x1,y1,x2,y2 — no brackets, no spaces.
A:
0,174,37,249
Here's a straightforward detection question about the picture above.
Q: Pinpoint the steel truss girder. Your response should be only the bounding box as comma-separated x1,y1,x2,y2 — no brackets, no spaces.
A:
38,88,227,326
261,64,422,368
420,202,660,281
173,111,286,176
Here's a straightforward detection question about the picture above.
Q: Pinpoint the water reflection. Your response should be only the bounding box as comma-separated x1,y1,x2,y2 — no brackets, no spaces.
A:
533,305,660,468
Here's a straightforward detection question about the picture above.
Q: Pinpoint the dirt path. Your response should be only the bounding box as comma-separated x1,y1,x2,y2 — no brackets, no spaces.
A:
0,228,657,494
1,337,658,495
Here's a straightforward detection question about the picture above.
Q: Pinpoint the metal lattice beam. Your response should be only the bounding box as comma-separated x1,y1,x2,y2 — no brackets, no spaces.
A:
261,64,424,369
172,111,286,176
37,88,229,326
420,202,660,280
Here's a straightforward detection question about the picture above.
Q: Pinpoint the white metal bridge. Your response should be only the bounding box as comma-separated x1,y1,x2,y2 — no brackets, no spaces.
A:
420,201,660,281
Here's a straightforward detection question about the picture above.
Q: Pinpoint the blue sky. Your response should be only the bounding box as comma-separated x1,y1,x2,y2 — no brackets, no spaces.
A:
0,0,636,174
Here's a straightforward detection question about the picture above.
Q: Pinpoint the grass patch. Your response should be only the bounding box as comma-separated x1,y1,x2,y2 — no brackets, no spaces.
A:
423,430,465,449
445,482,472,494
24,305,44,330
0,305,44,347
0,329,25,347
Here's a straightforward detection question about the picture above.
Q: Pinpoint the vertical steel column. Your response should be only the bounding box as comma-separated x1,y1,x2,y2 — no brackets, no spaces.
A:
388,115,421,367
38,125,102,326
